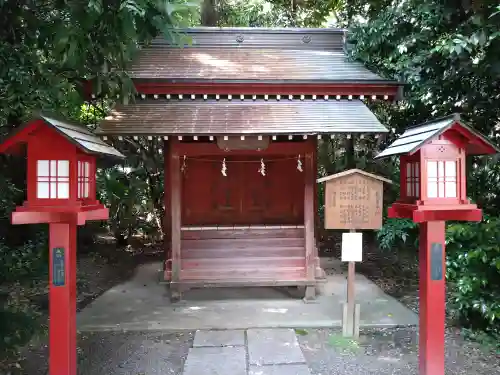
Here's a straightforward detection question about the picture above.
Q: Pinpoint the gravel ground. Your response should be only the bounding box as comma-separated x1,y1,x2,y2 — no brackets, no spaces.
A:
10,249,143,375
298,327,499,375
318,231,500,374
20,330,193,375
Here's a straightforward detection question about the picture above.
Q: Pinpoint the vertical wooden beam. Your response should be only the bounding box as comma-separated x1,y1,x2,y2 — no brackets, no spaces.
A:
163,139,171,280
304,151,316,300
170,143,182,301
49,223,77,375
312,137,323,279
419,221,446,375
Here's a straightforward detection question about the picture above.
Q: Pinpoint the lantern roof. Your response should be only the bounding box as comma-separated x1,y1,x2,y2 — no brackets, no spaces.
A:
0,112,125,159
374,113,500,159
316,168,393,184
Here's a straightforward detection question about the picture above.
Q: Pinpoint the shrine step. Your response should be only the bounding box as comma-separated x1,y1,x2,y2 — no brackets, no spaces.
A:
179,266,307,281
181,256,305,269
181,227,304,240
181,246,305,259
182,236,304,250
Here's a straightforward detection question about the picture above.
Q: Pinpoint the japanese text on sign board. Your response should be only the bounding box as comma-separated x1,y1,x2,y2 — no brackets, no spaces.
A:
324,173,383,230
337,178,370,225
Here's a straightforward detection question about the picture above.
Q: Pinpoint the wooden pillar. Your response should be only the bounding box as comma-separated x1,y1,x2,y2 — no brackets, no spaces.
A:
312,137,324,279
170,144,182,301
163,139,171,280
304,151,316,300
49,222,77,375
419,221,446,375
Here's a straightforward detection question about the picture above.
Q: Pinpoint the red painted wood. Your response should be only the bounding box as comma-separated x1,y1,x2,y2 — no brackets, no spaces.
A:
49,223,77,375
178,268,307,280
419,221,445,375
165,227,308,284
181,156,305,225
387,202,482,222
182,237,303,249
163,140,171,279
180,246,305,259
181,227,304,240
170,146,182,284
82,79,400,98
304,152,315,281
172,140,315,157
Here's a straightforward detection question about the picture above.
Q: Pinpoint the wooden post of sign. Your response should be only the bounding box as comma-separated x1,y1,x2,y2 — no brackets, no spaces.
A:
317,169,392,339
342,229,360,339
346,229,355,336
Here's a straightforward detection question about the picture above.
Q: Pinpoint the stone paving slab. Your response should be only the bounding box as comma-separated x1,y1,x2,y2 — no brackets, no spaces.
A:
249,364,312,375
77,262,418,332
193,329,245,347
183,346,247,375
247,328,306,365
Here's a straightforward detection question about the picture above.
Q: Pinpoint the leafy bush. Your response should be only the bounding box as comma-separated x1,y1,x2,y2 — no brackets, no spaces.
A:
0,304,41,361
446,217,500,333
376,218,419,251
0,233,48,284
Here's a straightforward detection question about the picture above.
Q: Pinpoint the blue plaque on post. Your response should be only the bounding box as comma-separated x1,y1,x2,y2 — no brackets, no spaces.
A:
52,247,65,287
430,243,443,281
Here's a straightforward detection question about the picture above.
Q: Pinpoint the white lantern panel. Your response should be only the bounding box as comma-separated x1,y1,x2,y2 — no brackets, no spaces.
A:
438,181,445,197
84,162,89,177
415,182,420,198
37,160,49,177
50,182,57,198
427,181,437,198
445,161,456,177
50,160,57,176
58,160,69,177
438,161,444,177
445,182,457,198
406,163,412,177
58,182,70,199
37,182,50,198
427,161,437,178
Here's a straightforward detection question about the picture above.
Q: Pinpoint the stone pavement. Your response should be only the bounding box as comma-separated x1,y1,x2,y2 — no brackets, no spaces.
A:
21,327,498,374
77,259,418,331
185,329,310,375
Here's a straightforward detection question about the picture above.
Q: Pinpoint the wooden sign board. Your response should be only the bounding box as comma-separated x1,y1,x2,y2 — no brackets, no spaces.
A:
318,169,392,230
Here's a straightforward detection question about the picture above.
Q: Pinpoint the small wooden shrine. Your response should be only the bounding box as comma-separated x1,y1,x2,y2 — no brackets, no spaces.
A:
86,27,404,300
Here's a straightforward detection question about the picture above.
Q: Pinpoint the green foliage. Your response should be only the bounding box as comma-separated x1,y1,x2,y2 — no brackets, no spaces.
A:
0,233,48,284
446,217,500,332
0,304,42,361
376,218,419,251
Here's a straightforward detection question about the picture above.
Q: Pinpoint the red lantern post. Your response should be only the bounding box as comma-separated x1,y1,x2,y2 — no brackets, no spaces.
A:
0,112,124,375
375,113,499,375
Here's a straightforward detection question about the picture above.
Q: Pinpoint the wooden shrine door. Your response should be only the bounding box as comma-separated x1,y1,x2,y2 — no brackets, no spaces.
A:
182,156,304,226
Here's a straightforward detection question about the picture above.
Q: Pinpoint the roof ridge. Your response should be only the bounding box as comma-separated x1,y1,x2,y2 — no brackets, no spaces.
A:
406,113,460,130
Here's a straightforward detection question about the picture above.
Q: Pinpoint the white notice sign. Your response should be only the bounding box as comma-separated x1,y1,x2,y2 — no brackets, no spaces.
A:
341,232,363,262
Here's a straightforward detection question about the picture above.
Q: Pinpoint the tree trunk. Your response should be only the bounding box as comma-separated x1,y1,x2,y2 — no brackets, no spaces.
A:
201,0,218,26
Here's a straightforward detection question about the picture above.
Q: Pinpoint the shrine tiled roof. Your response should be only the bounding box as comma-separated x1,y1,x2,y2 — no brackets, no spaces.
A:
97,99,389,136
126,27,399,84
